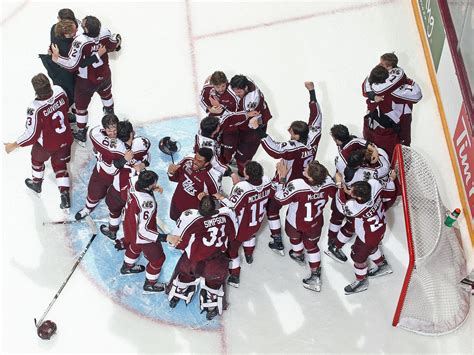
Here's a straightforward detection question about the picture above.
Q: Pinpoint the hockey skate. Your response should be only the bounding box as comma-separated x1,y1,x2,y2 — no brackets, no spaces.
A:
324,243,347,263
289,250,305,266
245,254,253,264
206,307,219,320
100,224,117,241
75,208,90,221
143,281,166,293
344,278,368,295
25,178,42,194
120,263,145,275
59,191,70,210
227,275,240,288
268,235,285,256
368,260,393,278
169,296,180,308
302,268,322,292
73,126,89,145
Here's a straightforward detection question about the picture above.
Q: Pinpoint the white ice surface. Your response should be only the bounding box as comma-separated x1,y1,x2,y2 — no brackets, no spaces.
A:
1,0,473,354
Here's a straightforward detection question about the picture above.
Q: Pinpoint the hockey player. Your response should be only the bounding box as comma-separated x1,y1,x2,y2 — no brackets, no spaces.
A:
362,64,422,158
168,147,222,222
325,124,374,263
328,146,396,258
4,74,73,209
164,195,238,320
200,71,240,164
335,176,396,294
229,75,272,176
51,15,121,142
214,161,274,288
363,52,418,147
120,170,167,293
75,114,130,221
249,81,322,255
100,120,151,240
274,160,336,291
40,9,106,119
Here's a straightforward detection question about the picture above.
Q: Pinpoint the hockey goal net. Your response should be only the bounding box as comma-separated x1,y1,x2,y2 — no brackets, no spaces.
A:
391,144,470,335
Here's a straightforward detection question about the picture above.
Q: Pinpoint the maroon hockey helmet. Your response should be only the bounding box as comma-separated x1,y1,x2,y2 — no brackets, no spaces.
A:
37,320,57,340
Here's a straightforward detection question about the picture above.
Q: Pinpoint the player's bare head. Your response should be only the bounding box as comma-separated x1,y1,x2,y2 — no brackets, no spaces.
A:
199,195,218,217
31,73,53,100
82,16,101,38
117,120,134,143
102,113,119,138
210,71,227,85
58,8,75,21
369,65,389,85
200,116,220,138
137,170,158,190
289,121,309,144
350,181,371,203
305,161,328,186
55,19,77,38
347,149,368,169
380,52,398,69
193,148,213,170
210,71,228,94
244,161,263,184
330,124,350,146
230,75,250,98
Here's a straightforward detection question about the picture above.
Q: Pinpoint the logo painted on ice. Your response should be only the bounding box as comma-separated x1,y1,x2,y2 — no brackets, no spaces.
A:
67,117,221,330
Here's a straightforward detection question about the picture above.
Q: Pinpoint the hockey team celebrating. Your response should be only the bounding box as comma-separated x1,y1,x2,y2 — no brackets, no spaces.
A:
5,9,429,321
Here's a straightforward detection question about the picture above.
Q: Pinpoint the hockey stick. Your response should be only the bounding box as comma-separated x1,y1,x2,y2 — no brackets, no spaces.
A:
34,216,98,335
43,219,107,226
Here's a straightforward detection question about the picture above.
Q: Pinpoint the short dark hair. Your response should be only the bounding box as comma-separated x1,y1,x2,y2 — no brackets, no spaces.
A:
199,195,217,217
209,71,227,86
369,65,389,85
245,161,263,182
31,73,53,99
380,52,398,67
351,181,372,203
229,75,250,90
198,147,213,163
83,16,101,37
136,170,158,190
117,120,133,142
307,161,328,186
290,121,309,144
58,8,75,21
200,116,219,138
347,149,367,169
330,124,350,143
101,113,119,129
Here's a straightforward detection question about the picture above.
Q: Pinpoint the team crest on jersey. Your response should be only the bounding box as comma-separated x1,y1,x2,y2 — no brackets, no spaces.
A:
233,186,244,196
363,171,371,181
109,139,117,149
142,200,154,208
247,102,257,110
287,182,295,192
184,209,193,216
343,205,353,216
27,107,34,115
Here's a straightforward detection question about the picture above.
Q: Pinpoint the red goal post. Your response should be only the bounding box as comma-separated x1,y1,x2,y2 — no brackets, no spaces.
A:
391,144,470,335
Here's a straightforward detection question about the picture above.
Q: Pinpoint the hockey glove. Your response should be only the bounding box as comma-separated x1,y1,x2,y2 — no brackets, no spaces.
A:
157,233,168,243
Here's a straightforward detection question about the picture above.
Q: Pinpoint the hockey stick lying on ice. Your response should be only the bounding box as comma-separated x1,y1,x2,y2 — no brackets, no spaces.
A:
34,216,98,340
43,218,107,226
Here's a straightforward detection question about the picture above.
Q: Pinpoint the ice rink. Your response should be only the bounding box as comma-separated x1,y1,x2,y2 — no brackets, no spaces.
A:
1,0,473,353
